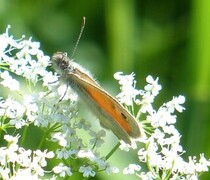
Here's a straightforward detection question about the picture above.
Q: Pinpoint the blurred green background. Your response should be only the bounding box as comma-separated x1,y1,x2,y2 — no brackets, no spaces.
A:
0,0,210,179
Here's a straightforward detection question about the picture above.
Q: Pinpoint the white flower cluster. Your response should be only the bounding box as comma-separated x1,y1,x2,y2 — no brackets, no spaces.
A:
0,26,118,179
0,26,209,180
0,135,54,179
115,73,210,179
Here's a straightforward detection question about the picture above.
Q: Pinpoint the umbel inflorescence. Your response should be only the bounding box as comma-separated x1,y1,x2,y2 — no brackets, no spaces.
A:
0,26,209,179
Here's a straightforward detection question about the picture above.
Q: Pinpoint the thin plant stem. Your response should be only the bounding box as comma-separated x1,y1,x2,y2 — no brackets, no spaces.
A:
105,142,121,160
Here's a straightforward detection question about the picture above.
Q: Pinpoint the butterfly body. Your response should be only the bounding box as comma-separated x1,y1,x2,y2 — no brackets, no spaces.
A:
52,52,141,144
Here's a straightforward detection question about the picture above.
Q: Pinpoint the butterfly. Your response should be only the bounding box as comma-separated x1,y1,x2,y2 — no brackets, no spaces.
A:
52,52,141,145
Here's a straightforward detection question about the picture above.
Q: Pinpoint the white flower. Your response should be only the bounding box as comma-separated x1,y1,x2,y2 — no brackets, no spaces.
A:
97,160,119,175
1,36,50,83
114,72,135,85
77,150,96,161
0,71,20,91
4,134,19,143
123,164,141,174
8,57,28,75
152,128,165,140
51,132,68,147
79,165,96,177
10,168,40,180
166,95,185,113
75,118,91,130
144,75,162,96
0,25,11,53
0,147,7,166
0,97,25,120
16,38,40,58
119,141,131,152
105,165,119,175
162,125,179,136
0,167,10,179
119,140,137,151
139,171,156,179
196,154,210,172
138,148,148,162
4,134,20,152
42,71,58,87
0,25,20,57
147,110,166,128
23,95,38,122
17,148,32,167
89,130,105,148
1,134,53,178
10,118,27,129
53,163,72,177
56,148,77,159
139,91,155,113
33,149,54,167
114,72,140,106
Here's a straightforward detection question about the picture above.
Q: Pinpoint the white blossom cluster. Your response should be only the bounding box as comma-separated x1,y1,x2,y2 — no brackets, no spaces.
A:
115,73,210,179
0,26,119,179
0,135,54,179
0,26,209,180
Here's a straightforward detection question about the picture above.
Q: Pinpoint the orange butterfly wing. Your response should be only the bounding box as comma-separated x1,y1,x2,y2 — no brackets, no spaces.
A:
68,72,141,143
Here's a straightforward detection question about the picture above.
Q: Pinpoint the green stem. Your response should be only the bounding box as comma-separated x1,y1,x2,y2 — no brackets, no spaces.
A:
105,142,120,160
20,125,28,147
136,106,142,120
37,129,49,150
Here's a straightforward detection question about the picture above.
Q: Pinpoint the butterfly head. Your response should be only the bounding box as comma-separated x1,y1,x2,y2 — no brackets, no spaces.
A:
52,52,74,76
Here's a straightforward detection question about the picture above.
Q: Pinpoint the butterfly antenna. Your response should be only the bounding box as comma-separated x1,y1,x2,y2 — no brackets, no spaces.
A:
70,16,86,59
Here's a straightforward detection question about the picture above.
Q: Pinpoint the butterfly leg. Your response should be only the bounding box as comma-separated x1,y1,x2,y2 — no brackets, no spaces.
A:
59,85,68,102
